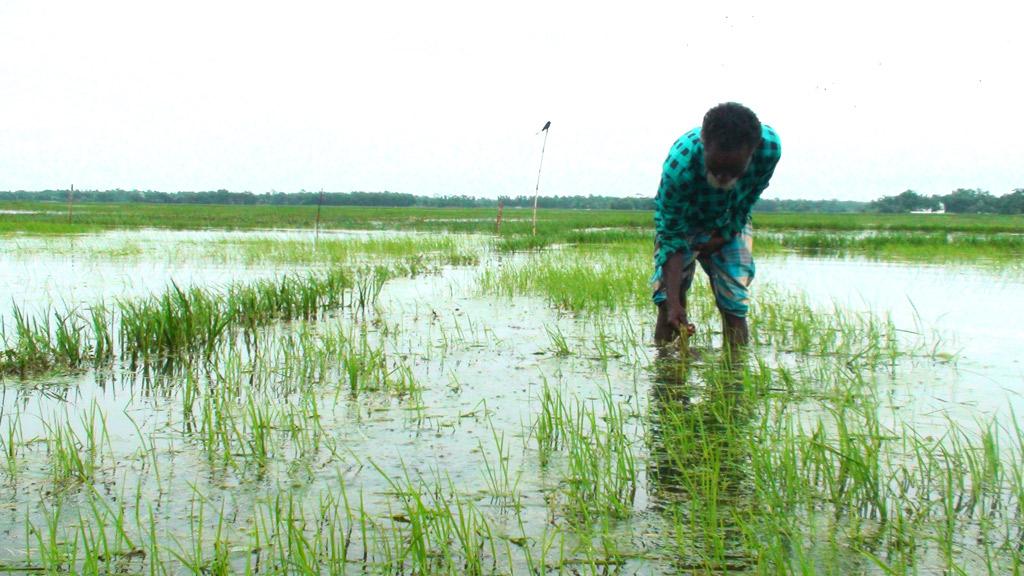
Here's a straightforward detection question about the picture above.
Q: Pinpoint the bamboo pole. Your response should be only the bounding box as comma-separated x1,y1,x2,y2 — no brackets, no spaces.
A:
532,122,550,236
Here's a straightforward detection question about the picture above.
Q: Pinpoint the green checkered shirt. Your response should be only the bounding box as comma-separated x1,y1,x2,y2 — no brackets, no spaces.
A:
653,125,781,269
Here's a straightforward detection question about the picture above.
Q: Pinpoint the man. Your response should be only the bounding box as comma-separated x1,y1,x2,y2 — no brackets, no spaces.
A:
651,102,781,348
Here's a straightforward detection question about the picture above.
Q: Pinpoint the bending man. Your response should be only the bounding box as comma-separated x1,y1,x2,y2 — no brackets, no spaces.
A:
652,102,781,348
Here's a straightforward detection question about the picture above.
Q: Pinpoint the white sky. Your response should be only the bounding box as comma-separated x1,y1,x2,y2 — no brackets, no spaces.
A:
1,1,1021,201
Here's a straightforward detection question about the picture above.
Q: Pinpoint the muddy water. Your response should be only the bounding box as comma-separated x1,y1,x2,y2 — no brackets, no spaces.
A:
1,232,1023,573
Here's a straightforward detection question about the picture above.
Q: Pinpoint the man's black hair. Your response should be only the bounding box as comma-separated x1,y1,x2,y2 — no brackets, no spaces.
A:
701,102,762,151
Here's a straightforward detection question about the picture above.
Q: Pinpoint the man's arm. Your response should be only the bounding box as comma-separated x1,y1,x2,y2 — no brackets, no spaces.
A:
654,133,702,269
654,164,697,329
662,251,686,326
654,172,696,265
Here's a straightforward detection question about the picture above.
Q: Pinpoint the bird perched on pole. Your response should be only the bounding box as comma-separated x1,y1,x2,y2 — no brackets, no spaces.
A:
536,121,551,135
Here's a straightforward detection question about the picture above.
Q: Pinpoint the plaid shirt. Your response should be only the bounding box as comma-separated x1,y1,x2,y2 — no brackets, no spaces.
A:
653,125,781,269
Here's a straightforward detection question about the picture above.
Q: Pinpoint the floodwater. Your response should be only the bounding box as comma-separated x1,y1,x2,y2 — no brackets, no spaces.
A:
0,228,425,324
760,255,1024,418
1,230,1022,573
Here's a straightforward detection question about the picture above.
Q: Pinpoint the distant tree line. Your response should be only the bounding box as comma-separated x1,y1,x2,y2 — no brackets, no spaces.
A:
869,189,1024,214
495,195,654,210
1,187,1022,214
754,198,867,213
0,189,424,207
0,189,658,210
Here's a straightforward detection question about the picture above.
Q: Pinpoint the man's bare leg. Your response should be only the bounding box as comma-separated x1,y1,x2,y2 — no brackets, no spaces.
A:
722,313,749,349
655,303,676,344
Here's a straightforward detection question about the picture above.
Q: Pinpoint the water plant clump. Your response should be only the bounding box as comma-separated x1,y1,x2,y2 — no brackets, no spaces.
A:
756,229,1024,261
119,269,353,362
534,382,639,526
642,350,1024,574
0,306,94,377
1,268,363,376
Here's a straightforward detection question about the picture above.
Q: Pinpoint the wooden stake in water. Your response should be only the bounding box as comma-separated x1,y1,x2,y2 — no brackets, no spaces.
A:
314,188,325,250
532,121,551,236
496,200,504,234
67,184,74,224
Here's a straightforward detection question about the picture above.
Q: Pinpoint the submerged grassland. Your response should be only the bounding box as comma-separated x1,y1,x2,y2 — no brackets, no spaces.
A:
0,210,1022,574
6,201,1024,263
5,199,1024,232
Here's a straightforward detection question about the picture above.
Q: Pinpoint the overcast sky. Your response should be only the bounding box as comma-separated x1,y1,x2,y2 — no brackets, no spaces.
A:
2,1,1021,201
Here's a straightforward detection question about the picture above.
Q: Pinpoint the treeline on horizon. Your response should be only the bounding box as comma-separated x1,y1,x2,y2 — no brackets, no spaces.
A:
1,187,1022,214
869,188,1024,215
0,189,862,213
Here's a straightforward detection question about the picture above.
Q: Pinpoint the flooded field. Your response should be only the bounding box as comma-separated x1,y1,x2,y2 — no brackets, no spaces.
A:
1,225,1023,574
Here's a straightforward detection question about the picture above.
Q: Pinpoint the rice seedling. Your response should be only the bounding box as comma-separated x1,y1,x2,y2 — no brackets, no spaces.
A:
43,400,111,488
50,308,89,369
353,265,391,312
531,381,638,527
371,460,499,575
2,305,58,376
77,485,144,574
168,484,232,576
479,252,650,314
25,497,71,572
478,418,522,505
0,404,22,479
544,324,573,357
578,315,651,365
89,303,114,365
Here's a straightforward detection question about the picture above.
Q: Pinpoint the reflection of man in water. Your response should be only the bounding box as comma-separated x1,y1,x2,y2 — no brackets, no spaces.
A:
646,348,755,570
652,102,781,348
646,349,751,500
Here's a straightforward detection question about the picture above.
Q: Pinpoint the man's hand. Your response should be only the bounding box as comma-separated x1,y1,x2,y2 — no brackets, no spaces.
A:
666,303,696,336
693,230,729,255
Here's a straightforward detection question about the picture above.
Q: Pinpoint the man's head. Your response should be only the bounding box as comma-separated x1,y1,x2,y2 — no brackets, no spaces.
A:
701,102,762,190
